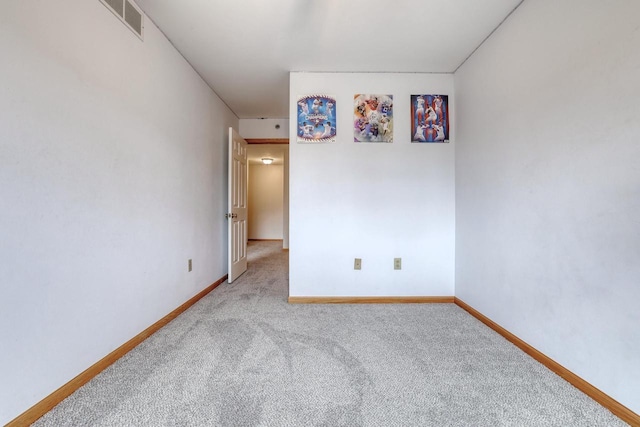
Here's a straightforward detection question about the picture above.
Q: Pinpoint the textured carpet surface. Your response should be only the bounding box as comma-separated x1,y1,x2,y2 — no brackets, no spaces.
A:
35,241,626,426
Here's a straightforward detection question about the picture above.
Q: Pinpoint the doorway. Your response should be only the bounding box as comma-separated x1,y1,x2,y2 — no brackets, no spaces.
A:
246,144,289,249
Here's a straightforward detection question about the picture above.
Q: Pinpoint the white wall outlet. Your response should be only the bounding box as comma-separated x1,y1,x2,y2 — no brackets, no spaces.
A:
394,258,402,270
188,259,192,272
354,258,362,270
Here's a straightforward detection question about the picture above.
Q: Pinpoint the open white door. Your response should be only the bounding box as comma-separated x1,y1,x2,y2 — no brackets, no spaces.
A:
227,127,248,283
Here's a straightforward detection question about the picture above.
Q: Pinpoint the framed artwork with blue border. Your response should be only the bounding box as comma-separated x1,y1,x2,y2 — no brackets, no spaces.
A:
297,95,336,143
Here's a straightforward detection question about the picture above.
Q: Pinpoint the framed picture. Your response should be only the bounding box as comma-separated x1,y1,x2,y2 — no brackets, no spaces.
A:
297,95,336,143
354,94,393,143
410,95,449,143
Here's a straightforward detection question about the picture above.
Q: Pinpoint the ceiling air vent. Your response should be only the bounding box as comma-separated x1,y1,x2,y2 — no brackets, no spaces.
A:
100,0,144,40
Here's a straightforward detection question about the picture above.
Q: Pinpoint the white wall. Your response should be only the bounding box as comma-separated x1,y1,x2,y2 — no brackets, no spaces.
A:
455,0,640,413
0,2,238,423
248,165,284,239
289,72,455,297
240,119,289,139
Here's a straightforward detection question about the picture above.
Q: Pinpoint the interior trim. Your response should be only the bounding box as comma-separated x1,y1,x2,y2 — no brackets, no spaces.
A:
288,296,454,304
10,288,635,425
6,275,228,427
454,297,639,426
245,138,289,144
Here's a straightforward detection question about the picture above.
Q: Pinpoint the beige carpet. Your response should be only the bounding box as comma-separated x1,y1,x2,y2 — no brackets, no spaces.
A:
35,241,626,426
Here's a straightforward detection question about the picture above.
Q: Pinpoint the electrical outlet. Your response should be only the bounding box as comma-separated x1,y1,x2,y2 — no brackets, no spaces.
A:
188,259,192,272
354,258,362,270
394,258,402,270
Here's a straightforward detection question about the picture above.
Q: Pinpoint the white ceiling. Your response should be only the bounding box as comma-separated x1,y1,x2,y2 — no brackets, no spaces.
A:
135,0,523,119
